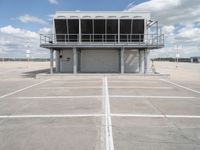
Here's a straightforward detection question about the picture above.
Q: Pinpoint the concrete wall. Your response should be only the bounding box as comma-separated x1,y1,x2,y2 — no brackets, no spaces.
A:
80,49,120,73
124,49,139,73
60,50,73,73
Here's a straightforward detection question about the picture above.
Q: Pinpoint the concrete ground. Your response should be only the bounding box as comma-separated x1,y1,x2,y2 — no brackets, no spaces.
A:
0,61,200,150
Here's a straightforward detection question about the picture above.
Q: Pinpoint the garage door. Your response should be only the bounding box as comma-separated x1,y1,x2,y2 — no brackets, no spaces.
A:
80,49,120,73
124,49,139,73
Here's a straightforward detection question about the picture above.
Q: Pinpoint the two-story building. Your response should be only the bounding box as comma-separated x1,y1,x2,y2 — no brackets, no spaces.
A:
40,11,164,74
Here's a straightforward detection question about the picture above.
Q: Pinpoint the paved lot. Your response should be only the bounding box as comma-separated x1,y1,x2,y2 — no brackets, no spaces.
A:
0,62,200,150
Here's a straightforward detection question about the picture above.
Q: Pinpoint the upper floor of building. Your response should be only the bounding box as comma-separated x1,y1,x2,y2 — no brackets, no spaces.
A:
40,11,164,49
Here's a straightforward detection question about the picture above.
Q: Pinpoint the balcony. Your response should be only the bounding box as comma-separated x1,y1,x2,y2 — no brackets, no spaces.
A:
40,33,164,49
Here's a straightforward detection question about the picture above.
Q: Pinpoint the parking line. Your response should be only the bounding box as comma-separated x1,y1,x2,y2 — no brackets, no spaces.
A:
109,86,172,89
111,114,200,118
0,114,200,119
40,87,102,89
17,96,102,99
0,79,52,99
0,114,105,119
160,79,200,94
104,76,114,150
110,95,197,99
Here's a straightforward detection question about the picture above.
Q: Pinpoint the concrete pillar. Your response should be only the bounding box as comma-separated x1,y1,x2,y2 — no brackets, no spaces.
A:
56,50,60,73
50,49,54,74
139,50,144,73
144,49,150,74
120,47,124,74
73,48,77,74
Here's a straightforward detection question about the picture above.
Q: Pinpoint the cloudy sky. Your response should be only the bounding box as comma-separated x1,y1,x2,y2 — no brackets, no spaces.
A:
0,0,200,58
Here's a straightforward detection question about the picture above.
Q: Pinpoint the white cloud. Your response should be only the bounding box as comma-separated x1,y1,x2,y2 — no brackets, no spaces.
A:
49,0,59,4
18,14,48,25
0,25,48,58
126,0,200,57
127,0,200,25
39,27,52,34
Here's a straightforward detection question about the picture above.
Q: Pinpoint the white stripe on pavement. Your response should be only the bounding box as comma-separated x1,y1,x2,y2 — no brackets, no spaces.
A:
0,79,52,99
110,95,197,99
0,114,105,119
160,79,200,94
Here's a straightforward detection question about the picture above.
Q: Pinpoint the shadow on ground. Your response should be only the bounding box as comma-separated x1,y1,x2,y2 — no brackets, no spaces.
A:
21,68,50,78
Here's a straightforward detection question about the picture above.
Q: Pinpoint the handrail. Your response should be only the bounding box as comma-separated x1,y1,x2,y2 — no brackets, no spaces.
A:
40,33,164,47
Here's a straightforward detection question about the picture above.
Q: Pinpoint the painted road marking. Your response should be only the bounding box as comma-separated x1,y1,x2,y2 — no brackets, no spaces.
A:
110,95,197,99
160,79,200,94
111,114,200,119
104,76,114,150
17,96,102,99
0,114,105,119
0,114,200,119
0,79,52,99
108,86,172,89
40,86,102,89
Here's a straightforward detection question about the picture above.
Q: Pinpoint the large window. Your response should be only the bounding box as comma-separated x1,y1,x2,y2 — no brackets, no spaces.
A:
54,18,145,43
132,19,144,42
81,19,93,42
94,20,105,42
120,19,132,42
68,19,79,42
54,19,68,42
107,19,118,42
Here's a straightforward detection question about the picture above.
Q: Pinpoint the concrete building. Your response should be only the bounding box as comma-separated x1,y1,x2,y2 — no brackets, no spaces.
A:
190,57,200,63
40,11,164,74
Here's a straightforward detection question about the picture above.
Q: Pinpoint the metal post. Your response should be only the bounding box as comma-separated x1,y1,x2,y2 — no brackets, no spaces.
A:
73,47,77,74
56,50,60,73
144,49,150,74
50,49,54,74
139,50,144,73
79,19,81,43
118,19,120,43
120,47,124,74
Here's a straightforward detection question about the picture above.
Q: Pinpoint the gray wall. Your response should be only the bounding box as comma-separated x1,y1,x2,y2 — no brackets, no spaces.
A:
60,50,73,73
124,49,139,73
80,49,120,73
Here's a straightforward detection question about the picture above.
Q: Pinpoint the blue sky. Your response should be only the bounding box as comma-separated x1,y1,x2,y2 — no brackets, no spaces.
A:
0,0,200,58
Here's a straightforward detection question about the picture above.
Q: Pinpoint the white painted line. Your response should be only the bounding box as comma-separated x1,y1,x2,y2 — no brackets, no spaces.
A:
0,114,200,119
40,86,102,89
160,79,200,94
109,86,172,89
108,80,159,83
52,81,101,83
110,95,197,99
104,76,114,150
111,114,164,118
111,114,200,119
0,114,105,119
0,79,52,99
17,96,102,99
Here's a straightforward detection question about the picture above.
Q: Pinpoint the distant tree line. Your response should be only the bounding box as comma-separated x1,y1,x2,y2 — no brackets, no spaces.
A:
0,58,50,62
152,57,191,62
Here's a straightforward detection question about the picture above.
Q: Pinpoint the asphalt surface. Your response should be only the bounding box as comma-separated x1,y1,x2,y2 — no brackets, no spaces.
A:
0,63,200,150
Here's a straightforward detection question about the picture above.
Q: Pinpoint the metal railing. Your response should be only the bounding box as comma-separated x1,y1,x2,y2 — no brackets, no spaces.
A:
40,34,164,47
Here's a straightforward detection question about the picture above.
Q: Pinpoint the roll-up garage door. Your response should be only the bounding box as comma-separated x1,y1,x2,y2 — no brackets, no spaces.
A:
80,49,120,73
124,50,139,73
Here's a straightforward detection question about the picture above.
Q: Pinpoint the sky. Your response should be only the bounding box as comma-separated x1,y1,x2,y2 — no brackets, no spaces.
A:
0,0,200,58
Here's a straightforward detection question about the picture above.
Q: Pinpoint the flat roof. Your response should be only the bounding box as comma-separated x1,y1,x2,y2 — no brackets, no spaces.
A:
54,11,151,19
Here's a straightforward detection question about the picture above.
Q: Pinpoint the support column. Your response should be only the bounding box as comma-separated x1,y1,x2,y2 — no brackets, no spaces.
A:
56,50,60,73
139,50,145,74
50,49,54,74
73,47,77,74
120,47,124,74
144,49,150,74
